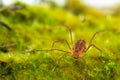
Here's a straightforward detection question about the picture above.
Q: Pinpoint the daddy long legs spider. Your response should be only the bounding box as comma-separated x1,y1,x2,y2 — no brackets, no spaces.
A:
28,24,105,71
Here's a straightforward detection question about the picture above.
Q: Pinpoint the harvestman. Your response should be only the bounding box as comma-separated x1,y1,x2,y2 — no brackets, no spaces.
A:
32,25,105,59
30,25,105,71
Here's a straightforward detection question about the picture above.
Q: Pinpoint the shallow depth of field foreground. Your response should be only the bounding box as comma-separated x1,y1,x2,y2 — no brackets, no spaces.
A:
0,1,120,80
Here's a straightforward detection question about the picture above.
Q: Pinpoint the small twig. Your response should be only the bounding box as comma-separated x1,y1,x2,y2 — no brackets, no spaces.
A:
0,21,13,31
0,44,15,49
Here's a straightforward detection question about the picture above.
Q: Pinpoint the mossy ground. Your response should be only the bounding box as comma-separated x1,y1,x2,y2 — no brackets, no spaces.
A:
0,2,120,80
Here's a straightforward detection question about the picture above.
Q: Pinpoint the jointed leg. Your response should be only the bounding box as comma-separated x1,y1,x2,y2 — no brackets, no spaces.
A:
51,38,71,50
51,51,70,72
50,39,72,71
89,30,106,44
25,39,71,71
24,48,70,72
24,48,71,53
85,44,102,53
62,24,73,44
25,49,70,72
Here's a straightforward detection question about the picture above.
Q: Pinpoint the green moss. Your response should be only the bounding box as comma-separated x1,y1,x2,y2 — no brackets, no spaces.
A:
0,2,120,80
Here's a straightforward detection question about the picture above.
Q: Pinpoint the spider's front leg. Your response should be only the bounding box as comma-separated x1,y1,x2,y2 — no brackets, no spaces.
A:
85,44,102,53
51,38,71,51
85,30,106,54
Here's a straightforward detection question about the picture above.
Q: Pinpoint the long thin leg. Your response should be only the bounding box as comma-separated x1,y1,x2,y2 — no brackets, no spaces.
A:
24,48,71,53
62,24,73,44
89,30,106,44
23,48,71,71
36,49,70,53
85,44,102,53
51,51,69,72
51,39,71,50
35,48,71,72
51,38,72,71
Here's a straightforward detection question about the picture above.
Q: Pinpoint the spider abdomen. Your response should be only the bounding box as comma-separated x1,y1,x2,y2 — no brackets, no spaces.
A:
72,39,86,59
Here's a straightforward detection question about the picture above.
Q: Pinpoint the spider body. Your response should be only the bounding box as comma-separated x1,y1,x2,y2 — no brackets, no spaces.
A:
72,39,86,59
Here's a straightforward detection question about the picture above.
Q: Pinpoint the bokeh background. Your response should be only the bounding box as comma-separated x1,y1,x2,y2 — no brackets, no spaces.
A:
0,0,120,80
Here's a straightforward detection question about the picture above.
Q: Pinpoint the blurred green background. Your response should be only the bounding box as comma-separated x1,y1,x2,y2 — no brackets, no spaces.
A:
0,0,120,80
